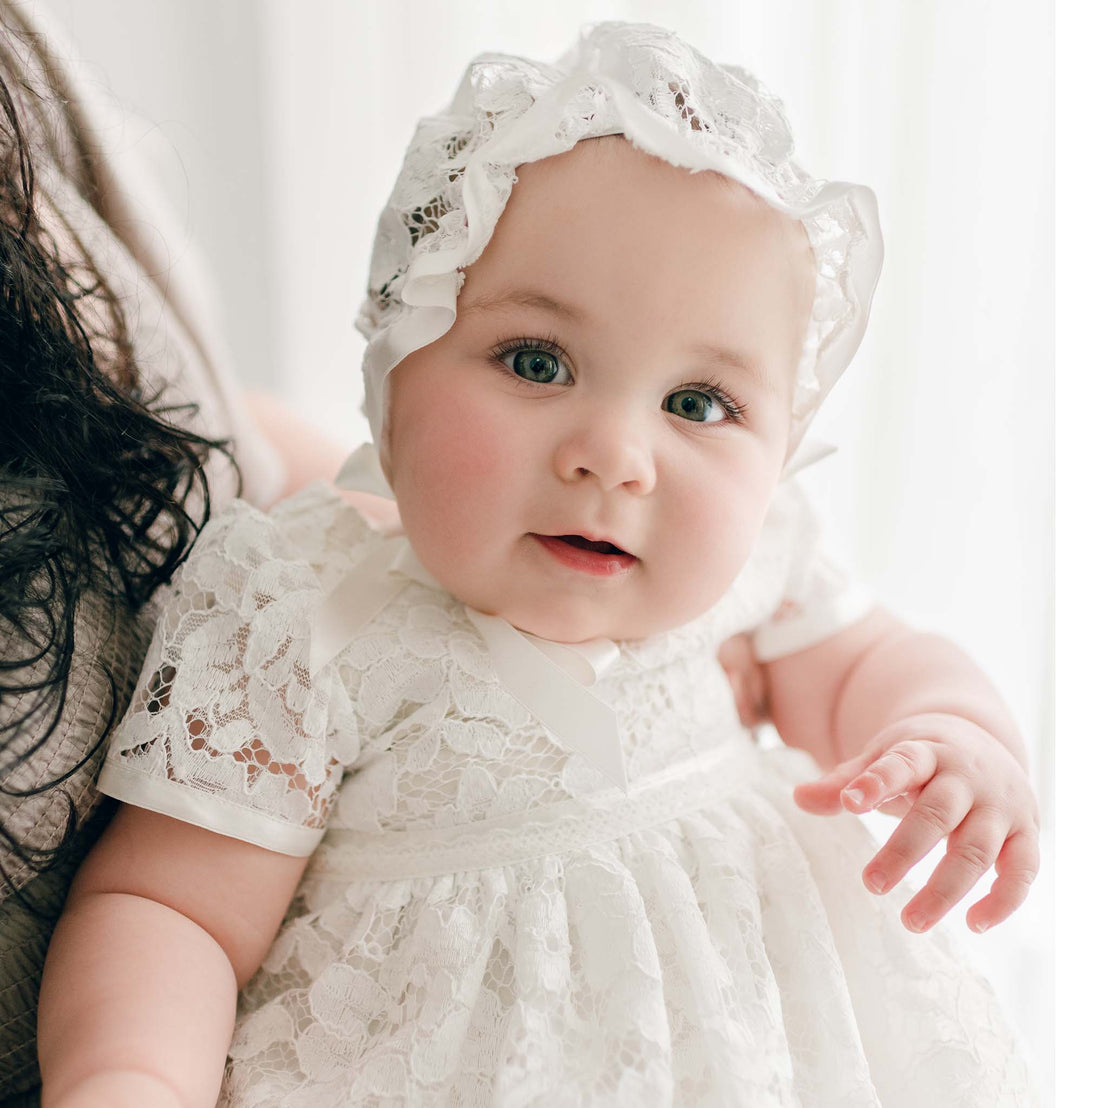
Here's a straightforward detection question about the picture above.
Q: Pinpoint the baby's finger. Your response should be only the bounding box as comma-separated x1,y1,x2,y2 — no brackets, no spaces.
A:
862,774,973,897
965,829,1041,932
841,739,938,813
872,794,915,819
899,810,1008,932
793,750,875,814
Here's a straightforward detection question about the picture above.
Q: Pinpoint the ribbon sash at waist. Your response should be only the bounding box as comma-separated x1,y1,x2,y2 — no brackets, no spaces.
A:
312,740,757,882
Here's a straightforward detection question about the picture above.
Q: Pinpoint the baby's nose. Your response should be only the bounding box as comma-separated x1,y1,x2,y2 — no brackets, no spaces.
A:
552,415,657,494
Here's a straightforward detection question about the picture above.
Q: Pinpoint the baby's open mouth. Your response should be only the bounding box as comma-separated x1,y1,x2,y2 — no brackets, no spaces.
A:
555,534,628,556
531,533,638,576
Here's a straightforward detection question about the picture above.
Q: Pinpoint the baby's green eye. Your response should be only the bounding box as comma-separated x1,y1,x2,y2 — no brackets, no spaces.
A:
665,389,723,423
503,348,568,384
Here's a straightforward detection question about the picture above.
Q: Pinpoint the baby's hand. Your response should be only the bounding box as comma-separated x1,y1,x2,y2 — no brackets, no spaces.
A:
792,712,1040,934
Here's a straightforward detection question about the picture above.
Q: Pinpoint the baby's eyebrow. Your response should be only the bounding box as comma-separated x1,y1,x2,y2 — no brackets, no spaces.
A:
461,288,589,323
461,287,781,396
687,342,782,397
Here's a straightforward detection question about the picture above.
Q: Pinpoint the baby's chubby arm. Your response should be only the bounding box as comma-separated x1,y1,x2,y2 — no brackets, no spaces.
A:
760,609,1040,934
38,806,308,1108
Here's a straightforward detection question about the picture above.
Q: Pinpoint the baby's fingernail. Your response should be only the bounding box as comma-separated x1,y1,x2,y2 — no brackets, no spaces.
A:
842,787,865,807
972,920,991,933
905,911,929,932
866,871,888,893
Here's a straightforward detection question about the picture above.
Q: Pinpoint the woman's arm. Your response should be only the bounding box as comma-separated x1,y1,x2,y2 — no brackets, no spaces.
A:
38,806,308,1108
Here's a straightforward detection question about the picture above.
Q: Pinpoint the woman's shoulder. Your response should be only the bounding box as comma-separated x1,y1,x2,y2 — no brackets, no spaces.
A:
195,480,386,595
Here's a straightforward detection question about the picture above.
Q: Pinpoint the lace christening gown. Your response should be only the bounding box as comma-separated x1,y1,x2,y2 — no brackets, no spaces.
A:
98,482,1034,1107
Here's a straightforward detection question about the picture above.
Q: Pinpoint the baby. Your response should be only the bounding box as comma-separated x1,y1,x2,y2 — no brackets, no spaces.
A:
38,23,1037,1108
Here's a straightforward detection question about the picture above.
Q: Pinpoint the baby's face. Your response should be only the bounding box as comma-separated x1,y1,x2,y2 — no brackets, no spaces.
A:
384,137,814,642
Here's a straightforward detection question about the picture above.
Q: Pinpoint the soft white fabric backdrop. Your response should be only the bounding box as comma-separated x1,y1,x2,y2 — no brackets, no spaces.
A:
35,0,1055,1097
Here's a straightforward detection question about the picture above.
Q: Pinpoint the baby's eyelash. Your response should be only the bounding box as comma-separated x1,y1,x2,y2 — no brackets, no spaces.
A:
678,374,749,423
489,334,569,366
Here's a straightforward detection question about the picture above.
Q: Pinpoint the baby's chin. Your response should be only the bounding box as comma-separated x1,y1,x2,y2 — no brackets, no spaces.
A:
475,591,722,645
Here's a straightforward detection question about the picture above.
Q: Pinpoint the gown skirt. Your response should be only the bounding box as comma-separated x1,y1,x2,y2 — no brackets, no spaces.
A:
219,739,1035,1108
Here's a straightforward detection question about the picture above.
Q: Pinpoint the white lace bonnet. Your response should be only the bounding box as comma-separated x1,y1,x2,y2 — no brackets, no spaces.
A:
338,20,883,495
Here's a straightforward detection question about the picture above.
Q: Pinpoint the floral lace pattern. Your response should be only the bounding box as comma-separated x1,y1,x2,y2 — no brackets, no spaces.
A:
101,483,1034,1105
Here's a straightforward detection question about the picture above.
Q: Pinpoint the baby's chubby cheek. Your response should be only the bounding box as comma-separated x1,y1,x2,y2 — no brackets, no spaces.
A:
386,372,521,586
650,483,762,628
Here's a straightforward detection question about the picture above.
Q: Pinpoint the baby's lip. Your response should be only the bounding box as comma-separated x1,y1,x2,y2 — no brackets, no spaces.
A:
537,532,636,558
530,533,639,577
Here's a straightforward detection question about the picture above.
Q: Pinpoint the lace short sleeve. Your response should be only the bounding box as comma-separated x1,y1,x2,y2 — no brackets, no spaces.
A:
97,490,361,855
750,481,875,662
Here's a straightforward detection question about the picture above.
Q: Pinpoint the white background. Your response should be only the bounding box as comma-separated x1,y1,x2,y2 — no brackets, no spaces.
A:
31,0,1062,1099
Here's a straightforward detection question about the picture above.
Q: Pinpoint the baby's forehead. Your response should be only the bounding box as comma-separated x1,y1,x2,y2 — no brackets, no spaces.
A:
505,135,813,267
462,137,815,326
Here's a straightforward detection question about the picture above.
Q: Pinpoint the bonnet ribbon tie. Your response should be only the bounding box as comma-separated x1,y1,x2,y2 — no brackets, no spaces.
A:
334,441,396,501
309,465,629,793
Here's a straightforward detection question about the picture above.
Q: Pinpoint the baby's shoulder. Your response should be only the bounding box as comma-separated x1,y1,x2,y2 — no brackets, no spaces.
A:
194,480,386,595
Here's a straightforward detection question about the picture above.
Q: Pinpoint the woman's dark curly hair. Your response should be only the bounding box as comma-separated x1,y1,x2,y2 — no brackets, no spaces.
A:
0,17,238,903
